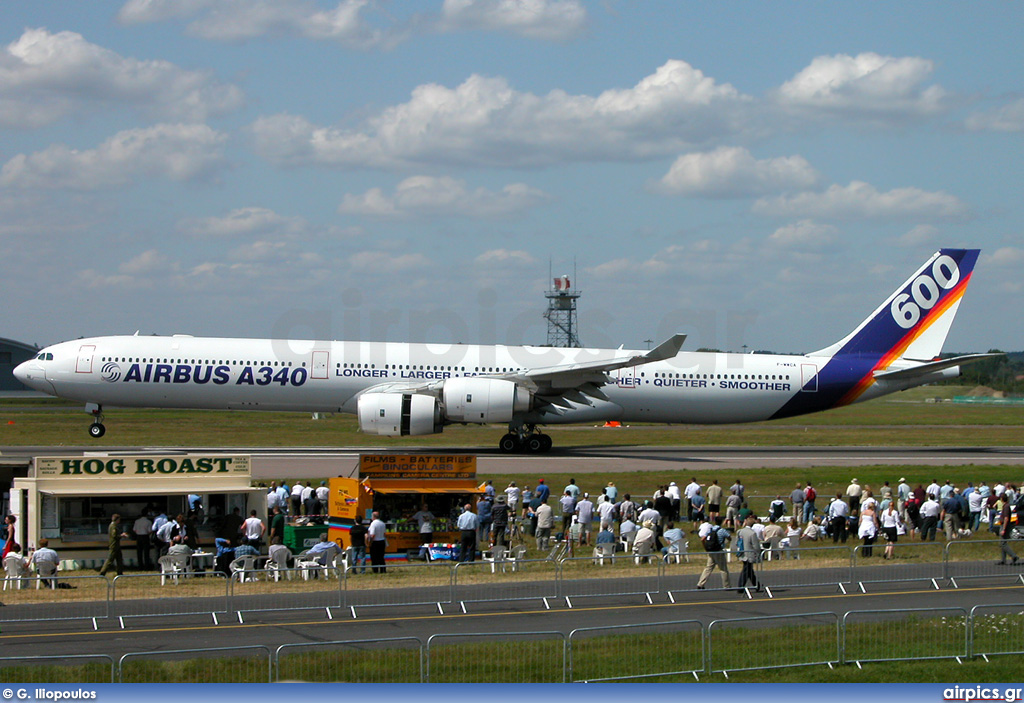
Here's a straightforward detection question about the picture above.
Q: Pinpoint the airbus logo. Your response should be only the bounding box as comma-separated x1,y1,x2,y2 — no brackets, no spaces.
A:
101,361,121,383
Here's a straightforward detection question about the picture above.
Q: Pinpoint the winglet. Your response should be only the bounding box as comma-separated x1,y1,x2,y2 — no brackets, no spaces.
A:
643,334,686,362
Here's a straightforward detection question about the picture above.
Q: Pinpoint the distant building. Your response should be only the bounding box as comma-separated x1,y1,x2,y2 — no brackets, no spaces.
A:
0,337,39,391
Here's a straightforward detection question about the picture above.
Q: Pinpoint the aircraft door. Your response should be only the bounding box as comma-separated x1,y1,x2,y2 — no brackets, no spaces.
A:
800,363,818,392
312,350,329,380
612,367,639,390
76,345,96,374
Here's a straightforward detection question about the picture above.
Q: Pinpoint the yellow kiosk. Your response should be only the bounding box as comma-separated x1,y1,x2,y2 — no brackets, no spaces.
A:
328,454,483,558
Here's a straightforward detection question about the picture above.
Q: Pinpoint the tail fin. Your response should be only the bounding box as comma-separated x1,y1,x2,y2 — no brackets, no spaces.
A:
810,248,979,361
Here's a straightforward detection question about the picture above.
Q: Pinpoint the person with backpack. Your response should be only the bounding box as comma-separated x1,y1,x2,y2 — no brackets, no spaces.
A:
696,517,730,590
803,482,817,525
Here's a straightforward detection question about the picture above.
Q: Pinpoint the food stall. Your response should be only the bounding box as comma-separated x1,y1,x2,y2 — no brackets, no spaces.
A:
328,454,483,558
11,454,265,567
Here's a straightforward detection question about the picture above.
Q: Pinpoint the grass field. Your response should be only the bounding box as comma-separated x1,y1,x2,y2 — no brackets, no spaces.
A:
2,385,1023,447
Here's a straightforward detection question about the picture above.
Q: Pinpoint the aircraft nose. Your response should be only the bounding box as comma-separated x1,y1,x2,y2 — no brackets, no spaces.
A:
13,359,53,394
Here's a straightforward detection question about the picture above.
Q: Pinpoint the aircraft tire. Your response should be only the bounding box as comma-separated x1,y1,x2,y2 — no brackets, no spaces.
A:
526,436,544,453
538,434,552,452
498,434,519,453
89,422,106,439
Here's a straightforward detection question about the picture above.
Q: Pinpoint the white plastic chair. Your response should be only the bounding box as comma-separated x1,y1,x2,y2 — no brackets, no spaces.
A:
35,560,58,590
664,539,690,564
229,555,258,582
782,534,801,559
158,554,189,585
266,547,294,581
482,545,509,573
3,554,28,590
632,539,653,565
592,543,615,565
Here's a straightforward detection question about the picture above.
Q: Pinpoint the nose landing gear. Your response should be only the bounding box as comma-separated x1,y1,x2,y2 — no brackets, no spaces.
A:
85,403,106,439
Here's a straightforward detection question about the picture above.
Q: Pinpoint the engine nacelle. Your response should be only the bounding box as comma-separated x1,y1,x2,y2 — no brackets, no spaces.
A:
357,392,442,436
443,377,531,423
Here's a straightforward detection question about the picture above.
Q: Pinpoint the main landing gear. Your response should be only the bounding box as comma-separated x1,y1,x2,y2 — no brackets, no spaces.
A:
499,423,552,453
85,402,106,439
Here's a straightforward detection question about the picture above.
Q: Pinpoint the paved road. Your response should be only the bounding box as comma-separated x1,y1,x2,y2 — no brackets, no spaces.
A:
4,445,1024,479
3,566,1022,661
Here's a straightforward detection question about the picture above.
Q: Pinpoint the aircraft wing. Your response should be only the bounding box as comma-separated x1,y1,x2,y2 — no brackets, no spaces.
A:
872,352,1004,381
522,334,685,388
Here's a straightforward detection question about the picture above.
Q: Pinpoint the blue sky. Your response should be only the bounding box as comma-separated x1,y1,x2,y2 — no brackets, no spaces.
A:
1,1,1021,353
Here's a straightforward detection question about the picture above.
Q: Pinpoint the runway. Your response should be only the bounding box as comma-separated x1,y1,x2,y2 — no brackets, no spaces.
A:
4,445,1024,479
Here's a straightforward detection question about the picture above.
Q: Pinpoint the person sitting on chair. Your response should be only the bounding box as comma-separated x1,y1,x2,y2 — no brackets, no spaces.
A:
306,533,339,565
31,539,60,587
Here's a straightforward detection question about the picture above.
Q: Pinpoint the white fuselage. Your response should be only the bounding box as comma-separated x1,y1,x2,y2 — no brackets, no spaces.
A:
16,334,909,426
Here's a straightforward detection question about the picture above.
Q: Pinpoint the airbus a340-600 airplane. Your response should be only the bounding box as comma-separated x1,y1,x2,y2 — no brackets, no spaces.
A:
15,249,996,452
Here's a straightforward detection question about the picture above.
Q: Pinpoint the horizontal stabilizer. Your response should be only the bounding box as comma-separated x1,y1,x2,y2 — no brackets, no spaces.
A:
872,353,1003,381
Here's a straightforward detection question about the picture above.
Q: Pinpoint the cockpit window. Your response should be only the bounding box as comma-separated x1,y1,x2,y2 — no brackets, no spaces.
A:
36,353,53,361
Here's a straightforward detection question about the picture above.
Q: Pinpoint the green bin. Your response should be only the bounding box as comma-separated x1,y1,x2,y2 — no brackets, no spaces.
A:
284,524,324,553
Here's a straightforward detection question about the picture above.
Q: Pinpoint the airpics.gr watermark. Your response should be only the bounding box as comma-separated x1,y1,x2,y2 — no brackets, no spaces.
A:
943,686,1024,702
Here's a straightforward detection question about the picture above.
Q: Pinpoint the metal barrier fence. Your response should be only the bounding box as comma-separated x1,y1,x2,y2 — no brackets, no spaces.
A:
275,637,423,682
231,567,342,620
946,540,1024,586
6,605,1023,682
841,607,969,665
111,572,229,625
708,612,840,675
969,604,1024,659
568,620,704,682
344,562,454,615
1,539,1020,631
426,631,566,683
0,574,110,625
851,541,949,590
454,558,559,609
558,556,660,605
755,545,853,592
0,655,115,683
118,645,273,683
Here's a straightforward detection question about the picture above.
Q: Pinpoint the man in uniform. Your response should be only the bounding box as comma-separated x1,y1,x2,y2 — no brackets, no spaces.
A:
98,514,128,577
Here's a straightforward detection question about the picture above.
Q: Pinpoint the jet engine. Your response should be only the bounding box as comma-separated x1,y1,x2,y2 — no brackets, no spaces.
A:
442,377,531,423
357,392,442,436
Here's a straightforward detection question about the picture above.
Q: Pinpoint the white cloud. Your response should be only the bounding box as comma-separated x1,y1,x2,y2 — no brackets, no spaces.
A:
348,250,432,271
437,0,586,40
775,52,949,123
656,146,819,198
768,220,838,248
338,176,549,217
119,0,586,44
896,224,939,248
179,207,308,238
0,28,243,127
0,124,227,190
252,60,751,168
983,246,1024,267
119,249,175,275
965,98,1024,132
474,249,536,266
753,181,970,222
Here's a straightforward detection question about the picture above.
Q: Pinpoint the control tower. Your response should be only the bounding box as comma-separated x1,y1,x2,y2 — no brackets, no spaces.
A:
544,271,582,347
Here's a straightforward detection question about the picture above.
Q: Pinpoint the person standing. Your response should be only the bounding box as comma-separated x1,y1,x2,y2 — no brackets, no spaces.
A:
132,511,153,570
1,515,16,558
705,480,723,523
803,482,817,524
534,499,554,551
790,484,805,525
315,481,330,517
828,494,850,544
997,495,1019,565
368,511,387,573
243,510,266,549
348,516,368,574
268,506,286,546
920,494,941,541
98,514,128,577
412,504,435,546
457,504,479,562
735,516,761,593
